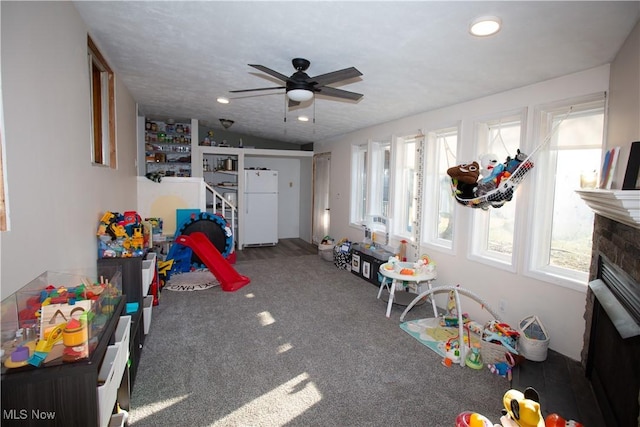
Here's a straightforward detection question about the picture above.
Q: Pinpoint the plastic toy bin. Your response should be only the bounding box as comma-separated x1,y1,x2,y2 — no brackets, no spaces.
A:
0,268,123,370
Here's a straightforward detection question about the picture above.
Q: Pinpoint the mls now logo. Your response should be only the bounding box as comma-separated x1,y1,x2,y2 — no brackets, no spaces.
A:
3,409,56,420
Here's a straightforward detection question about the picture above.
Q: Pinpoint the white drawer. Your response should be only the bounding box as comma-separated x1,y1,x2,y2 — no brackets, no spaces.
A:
141,252,156,296
114,315,130,351
97,316,131,427
143,295,153,335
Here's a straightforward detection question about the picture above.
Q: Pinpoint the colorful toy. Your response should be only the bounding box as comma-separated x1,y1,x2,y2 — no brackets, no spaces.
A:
504,149,529,174
544,413,584,427
455,411,495,427
487,352,516,381
465,343,483,369
500,387,544,427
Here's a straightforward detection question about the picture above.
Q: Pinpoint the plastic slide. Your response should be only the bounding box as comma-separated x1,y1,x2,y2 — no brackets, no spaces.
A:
174,232,250,292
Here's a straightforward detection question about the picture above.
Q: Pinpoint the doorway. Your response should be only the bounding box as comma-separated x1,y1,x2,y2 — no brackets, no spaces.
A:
312,153,331,244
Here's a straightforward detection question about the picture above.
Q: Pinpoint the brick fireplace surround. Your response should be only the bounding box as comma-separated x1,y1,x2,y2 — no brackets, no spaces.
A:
582,214,640,426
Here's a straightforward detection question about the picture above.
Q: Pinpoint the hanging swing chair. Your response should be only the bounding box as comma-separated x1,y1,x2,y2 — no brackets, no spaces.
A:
448,108,572,210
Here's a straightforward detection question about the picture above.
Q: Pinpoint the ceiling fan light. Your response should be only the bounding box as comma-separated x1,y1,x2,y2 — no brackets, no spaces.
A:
469,16,501,37
217,97,230,104
287,89,314,102
298,116,309,122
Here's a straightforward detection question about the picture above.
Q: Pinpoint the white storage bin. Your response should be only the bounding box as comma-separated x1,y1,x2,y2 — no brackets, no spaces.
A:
114,315,130,351
143,295,153,335
97,344,127,427
141,261,153,297
97,316,131,427
109,412,127,427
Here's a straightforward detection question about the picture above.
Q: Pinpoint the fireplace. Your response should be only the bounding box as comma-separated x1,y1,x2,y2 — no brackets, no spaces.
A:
582,215,640,427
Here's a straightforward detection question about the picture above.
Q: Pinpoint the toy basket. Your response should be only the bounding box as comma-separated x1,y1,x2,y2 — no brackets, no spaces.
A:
479,338,512,364
318,243,335,262
517,315,550,362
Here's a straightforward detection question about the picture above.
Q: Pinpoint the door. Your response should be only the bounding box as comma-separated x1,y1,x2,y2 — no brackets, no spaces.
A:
312,153,331,244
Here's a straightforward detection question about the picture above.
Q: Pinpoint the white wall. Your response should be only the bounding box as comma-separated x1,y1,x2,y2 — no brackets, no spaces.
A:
315,66,613,360
608,19,640,189
1,2,138,296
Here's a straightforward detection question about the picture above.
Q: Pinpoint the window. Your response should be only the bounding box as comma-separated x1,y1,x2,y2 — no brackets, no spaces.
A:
350,143,367,224
470,111,526,268
392,135,418,239
88,36,116,168
422,127,459,249
370,140,391,218
528,96,605,286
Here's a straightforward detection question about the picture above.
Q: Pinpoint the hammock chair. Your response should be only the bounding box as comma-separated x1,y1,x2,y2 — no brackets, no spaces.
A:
448,108,571,210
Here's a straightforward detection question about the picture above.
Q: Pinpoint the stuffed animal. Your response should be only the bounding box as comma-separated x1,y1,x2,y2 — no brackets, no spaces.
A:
504,149,529,174
500,387,544,427
487,352,516,381
447,161,480,184
479,153,506,184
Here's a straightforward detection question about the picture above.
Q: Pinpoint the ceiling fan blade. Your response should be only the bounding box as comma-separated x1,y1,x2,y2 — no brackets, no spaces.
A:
310,67,362,86
230,86,286,93
317,86,363,101
288,99,301,108
248,64,290,82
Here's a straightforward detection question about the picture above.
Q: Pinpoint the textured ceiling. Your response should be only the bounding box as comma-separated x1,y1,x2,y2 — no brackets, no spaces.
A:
73,1,639,145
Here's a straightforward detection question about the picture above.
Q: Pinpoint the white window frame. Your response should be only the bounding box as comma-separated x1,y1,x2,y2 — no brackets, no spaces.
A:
524,94,606,291
421,125,460,252
469,108,527,272
391,134,418,241
369,139,392,221
350,143,368,226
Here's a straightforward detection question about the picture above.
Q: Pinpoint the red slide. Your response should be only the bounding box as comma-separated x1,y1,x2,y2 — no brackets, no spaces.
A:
174,232,250,292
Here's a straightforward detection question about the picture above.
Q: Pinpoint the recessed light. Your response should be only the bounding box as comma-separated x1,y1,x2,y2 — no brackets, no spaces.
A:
298,116,309,122
470,16,501,37
217,97,230,104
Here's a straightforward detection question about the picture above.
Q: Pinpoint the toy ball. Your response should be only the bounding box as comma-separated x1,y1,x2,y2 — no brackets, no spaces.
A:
455,411,493,427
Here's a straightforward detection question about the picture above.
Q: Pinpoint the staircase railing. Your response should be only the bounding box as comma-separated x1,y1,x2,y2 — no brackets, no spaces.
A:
204,182,237,237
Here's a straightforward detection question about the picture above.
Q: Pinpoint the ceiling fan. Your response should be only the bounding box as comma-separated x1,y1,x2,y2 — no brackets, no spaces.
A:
230,58,363,107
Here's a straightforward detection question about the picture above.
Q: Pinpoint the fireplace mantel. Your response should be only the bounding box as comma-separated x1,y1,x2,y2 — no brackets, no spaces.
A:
576,189,640,229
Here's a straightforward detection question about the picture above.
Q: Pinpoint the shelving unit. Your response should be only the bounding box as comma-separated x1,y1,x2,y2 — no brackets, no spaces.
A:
1,298,128,427
97,256,146,392
145,119,193,177
203,153,239,209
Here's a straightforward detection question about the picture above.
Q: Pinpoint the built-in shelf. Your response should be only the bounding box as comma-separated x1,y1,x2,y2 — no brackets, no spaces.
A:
576,189,640,229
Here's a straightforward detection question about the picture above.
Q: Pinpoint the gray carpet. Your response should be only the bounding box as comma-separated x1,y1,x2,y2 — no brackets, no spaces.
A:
128,255,511,426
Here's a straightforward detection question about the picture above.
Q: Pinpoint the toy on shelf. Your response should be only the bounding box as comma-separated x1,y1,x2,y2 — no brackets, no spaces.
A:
97,210,148,258
3,273,121,370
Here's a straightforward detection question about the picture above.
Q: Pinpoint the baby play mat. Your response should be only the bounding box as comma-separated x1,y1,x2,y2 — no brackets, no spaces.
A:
164,270,219,292
400,317,483,359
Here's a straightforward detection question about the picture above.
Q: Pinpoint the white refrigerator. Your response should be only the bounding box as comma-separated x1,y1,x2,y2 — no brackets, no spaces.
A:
244,170,278,246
